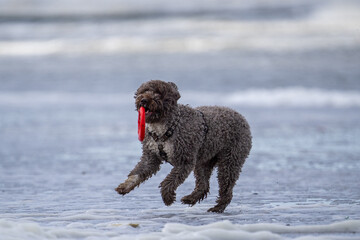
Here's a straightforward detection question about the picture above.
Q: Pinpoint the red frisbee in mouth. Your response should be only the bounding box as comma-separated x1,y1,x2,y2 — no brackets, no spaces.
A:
138,106,146,141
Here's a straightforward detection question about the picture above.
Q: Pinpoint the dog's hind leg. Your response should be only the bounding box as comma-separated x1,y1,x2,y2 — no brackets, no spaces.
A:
181,157,217,206
208,148,244,213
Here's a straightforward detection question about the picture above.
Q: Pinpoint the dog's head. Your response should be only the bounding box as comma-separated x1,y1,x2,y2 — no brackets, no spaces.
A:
135,80,181,123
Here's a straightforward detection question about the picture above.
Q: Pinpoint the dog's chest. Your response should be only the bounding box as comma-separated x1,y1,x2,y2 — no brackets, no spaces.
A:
145,123,174,164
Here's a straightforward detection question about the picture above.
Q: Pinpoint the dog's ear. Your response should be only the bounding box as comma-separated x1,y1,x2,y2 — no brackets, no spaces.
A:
134,82,149,99
168,82,178,90
168,82,180,101
134,88,141,99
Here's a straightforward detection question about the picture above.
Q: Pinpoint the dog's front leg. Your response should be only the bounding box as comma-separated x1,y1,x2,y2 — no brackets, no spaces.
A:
116,152,161,195
159,162,194,206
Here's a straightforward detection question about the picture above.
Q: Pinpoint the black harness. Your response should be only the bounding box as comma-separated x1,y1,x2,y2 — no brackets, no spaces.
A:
148,110,208,163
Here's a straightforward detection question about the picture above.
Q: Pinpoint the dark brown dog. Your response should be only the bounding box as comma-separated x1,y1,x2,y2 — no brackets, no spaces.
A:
116,80,252,213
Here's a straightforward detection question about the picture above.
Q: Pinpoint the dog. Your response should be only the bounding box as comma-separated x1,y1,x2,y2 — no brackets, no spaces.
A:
115,80,252,213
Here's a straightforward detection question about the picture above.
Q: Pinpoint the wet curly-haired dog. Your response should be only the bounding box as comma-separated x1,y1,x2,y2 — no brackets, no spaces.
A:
115,80,252,213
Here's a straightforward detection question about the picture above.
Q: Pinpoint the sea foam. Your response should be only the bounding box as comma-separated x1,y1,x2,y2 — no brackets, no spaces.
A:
1,219,360,240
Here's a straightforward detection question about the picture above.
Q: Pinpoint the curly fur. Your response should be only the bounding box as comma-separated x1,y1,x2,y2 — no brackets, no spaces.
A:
115,80,252,213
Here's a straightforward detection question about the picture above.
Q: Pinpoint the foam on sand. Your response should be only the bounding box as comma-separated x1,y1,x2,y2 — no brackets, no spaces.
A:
1,219,360,240
146,220,360,240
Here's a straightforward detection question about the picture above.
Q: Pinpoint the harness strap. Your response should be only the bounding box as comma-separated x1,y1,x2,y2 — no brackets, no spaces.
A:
148,109,208,162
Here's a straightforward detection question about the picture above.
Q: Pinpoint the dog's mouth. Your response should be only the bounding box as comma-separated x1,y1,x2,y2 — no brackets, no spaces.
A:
142,106,153,118
138,101,156,119
136,95,163,123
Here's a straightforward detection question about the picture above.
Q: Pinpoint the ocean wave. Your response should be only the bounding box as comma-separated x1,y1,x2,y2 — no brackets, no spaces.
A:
0,34,358,56
0,88,360,108
0,4,312,23
182,88,360,108
0,1,359,56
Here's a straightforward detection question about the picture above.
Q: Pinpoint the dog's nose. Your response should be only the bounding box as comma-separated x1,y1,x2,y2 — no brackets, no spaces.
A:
140,99,148,106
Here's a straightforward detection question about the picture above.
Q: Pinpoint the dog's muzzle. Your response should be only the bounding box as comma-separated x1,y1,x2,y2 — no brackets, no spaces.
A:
139,98,154,118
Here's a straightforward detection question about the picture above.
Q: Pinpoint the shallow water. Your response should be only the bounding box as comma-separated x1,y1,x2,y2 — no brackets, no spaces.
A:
1,102,359,239
1,0,360,239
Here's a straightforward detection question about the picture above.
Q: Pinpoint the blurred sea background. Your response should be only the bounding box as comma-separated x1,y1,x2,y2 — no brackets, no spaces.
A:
0,0,360,239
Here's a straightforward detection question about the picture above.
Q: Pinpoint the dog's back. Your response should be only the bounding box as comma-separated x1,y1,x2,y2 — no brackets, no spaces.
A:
196,106,252,162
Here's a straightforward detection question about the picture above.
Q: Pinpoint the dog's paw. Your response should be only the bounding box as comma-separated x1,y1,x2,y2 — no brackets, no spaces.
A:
207,205,225,213
115,183,131,195
161,191,176,206
115,175,140,195
181,190,208,206
181,195,197,206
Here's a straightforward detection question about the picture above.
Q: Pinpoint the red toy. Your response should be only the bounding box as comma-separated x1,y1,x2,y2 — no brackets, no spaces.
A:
138,106,146,141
